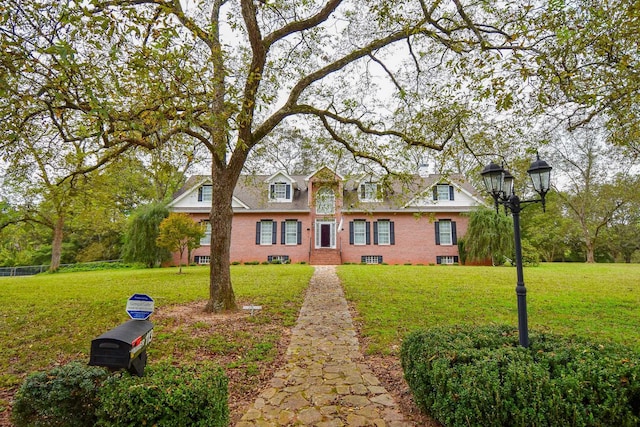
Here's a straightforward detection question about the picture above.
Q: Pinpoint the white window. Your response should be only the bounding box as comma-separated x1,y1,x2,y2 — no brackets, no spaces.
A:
260,220,273,245
362,255,382,264
200,221,211,245
436,184,452,201
353,220,366,245
316,187,335,214
196,256,210,264
359,182,379,201
285,220,298,245
199,185,212,202
438,256,456,265
270,182,291,201
439,220,452,245
377,220,390,245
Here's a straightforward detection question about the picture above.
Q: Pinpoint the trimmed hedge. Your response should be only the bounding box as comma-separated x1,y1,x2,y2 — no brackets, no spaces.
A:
97,362,229,426
12,362,109,427
12,362,229,427
401,325,640,427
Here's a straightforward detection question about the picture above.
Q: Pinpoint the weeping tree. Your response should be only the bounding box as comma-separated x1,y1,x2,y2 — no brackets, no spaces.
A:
122,203,170,268
6,1,631,311
464,207,513,266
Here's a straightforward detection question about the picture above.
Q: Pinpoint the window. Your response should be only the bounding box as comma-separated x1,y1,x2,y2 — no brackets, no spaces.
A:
256,220,276,245
435,220,457,246
198,185,212,202
200,221,211,245
316,187,335,214
195,255,210,264
437,256,459,265
353,221,366,245
374,220,394,245
281,220,302,245
267,255,290,263
269,182,291,201
433,184,454,201
361,255,383,264
359,182,380,201
350,220,369,245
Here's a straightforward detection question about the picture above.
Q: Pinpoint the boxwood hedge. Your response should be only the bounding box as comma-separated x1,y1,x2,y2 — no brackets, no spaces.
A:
401,325,640,427
12,362,229,427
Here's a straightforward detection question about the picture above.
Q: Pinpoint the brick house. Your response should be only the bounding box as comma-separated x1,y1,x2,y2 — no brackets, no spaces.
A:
167,166,484,265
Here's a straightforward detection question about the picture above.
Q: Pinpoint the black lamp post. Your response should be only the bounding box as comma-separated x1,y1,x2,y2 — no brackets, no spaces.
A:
480,153,552,348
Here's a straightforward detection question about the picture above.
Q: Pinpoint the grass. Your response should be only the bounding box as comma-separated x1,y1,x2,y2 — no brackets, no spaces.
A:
0,264,313,390
2,262,639,418
337,263,640,355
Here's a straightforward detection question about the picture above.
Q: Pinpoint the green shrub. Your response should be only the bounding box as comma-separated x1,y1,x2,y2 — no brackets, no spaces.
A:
12,362,109,427
401,325,640,427
97,362,228,426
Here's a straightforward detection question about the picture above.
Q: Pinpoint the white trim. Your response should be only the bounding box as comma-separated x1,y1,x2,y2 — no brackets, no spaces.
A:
314,219,336,249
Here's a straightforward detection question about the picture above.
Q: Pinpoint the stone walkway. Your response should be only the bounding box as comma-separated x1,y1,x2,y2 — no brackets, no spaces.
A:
236,265,413,427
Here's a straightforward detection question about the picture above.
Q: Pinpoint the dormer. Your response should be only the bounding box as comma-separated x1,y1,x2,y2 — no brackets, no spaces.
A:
266,171,296,203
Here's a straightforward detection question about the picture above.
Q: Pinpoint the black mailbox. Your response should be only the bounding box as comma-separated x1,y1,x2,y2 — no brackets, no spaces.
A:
89,319,153,376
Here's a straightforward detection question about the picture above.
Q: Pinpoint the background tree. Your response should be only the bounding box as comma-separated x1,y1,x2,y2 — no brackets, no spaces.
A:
550,128,638,263
122,203,170,268
463,207,513,266
156,213,205,274
520,192,575,262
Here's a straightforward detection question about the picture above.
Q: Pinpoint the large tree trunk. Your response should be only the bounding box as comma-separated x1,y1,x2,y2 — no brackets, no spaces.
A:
50,215,64,271
585,240,596,263
205,166,238,313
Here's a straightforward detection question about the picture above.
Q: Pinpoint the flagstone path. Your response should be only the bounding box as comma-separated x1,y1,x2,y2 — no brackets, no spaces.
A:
236,265,413,427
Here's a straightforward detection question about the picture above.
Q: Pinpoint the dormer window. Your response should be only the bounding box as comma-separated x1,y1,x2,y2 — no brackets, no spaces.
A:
359,182,380,201
269,182,292,202
198,185,212,202
433,184,454,201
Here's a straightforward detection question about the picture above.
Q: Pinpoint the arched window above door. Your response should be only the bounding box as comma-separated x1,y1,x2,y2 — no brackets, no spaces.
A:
316,187,335,214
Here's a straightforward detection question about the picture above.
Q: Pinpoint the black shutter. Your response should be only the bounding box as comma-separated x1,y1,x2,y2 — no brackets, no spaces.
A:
269,184,275,199
272,222,277,244
433,187,438,200
267,255,273,262
255,222,261,244
198,187,203,202
435,222,440,245
373,222,379,245
360,184,365,199
281,221,286,244
454,256,459,264
436,256,442,264
286,184,291,199
449,185,455,201
390,221,395,245
365,221,371,245
297,221,302,245
349,222,354,245
452,221,457,244
378,256,383,264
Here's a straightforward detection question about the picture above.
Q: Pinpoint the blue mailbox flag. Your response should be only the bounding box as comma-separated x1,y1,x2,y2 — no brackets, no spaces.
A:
126,294,154,320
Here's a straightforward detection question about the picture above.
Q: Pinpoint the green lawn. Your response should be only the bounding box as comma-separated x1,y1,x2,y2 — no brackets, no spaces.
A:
0,264,313,390
338,263,640,355
2,262,639,416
